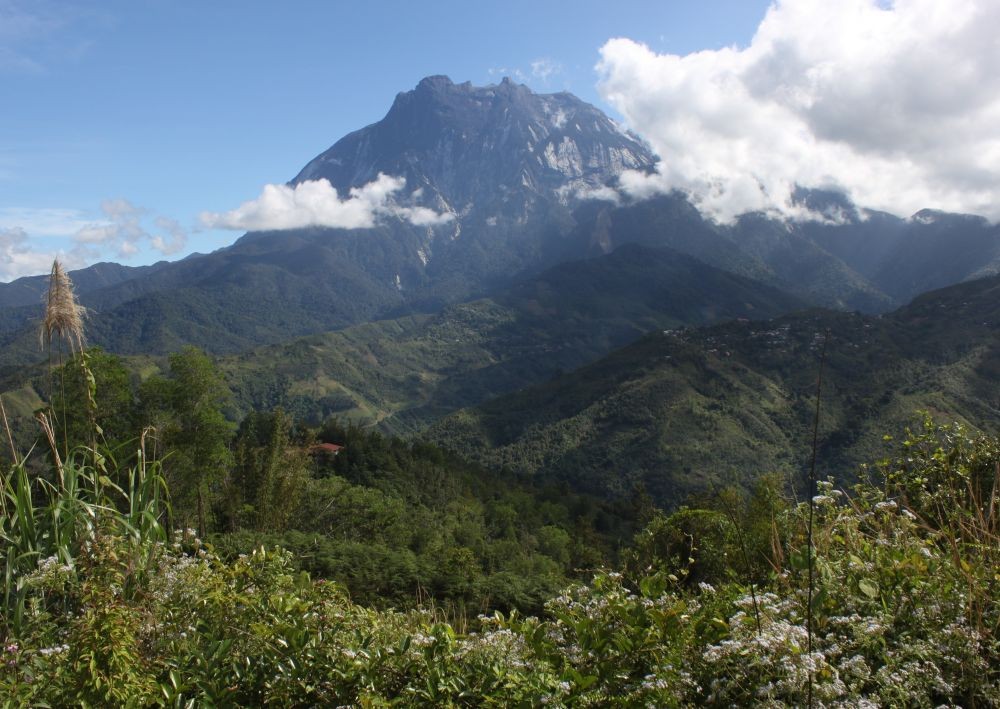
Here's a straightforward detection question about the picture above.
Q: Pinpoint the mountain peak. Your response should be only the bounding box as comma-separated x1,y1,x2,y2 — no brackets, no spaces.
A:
413,74,526,96
496,75,527,91
416,74,454,91
295,76,654,212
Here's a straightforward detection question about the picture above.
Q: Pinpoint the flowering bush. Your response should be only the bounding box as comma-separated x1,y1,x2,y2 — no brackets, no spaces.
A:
0,421,997,706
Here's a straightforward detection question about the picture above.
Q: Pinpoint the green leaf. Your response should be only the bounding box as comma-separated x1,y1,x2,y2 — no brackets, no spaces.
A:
858,579,878,598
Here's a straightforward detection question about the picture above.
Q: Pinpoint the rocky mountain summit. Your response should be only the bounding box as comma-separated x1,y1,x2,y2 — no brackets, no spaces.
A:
0,76,998,367
0,78,657,363
276,74,657,301
297,75,652,217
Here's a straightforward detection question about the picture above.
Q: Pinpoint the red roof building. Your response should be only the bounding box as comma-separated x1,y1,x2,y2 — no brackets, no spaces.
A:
311,442,345,455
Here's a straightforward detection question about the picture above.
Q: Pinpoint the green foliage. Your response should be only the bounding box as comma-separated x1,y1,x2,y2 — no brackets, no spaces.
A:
210,422,626,615
224,408,310,532
1,419,999,705
0,441,169,636
51,349,136,455
3,277,998,707
14,341,633,615
432,278,1000,506
140,346,233,534
873,417,1000,647
215,244,803,432
627,508,738,586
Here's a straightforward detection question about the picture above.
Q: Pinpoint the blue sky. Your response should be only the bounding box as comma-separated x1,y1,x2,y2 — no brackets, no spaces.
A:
3,1,998,279
0,0,772,279
0,0,769,278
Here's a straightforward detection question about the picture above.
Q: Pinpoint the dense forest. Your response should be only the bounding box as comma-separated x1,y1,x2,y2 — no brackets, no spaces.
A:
17,344,644,618
0,287,997,704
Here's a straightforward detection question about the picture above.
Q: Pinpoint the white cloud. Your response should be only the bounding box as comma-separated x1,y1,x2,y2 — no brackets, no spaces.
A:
0,226,80,280
557,182,622,205
201,174,453,232
0,207,91,236
0,207,91,280
72,198,186,257
0,199,190,280
394,204,454,227
596,0,1000,222
74,199,145,255
531,58,563,83
488,66,528,83
489,59,564,88
150,216,187,255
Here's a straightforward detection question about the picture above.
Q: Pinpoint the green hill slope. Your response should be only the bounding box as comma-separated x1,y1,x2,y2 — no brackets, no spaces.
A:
428,274,1000,505
217,244,804,430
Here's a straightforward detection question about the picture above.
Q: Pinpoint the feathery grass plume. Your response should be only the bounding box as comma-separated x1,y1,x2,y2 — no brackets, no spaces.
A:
39,260,90,459
39,259,86,353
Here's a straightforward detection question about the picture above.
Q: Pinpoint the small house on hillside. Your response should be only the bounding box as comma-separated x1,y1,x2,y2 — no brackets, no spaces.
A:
311,442,345,456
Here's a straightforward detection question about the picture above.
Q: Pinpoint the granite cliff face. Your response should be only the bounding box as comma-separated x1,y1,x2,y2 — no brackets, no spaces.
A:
296,75,652,218
281,75,656,301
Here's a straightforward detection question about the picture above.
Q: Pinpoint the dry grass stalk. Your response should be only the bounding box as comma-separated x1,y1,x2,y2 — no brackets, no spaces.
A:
35,410,64,488
139,426,156,483
39,260,86,353
0,393,18,467
0,394,14,517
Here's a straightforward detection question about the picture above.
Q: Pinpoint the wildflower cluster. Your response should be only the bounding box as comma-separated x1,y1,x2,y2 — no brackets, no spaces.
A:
0,416,997,705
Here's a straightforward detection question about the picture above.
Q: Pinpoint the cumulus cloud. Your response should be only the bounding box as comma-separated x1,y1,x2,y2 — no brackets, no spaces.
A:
596,0,1000,222
150,216,187,255
0,199,190,280
201,174,453,232
72,198,187,257
0,226,76,280
74,199,145,252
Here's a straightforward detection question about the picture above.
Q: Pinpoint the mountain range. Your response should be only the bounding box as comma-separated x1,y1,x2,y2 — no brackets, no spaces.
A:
1,76,998,371
1,75,999,507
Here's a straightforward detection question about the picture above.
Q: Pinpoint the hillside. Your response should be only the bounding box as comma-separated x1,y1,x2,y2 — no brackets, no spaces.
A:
218,243,804,430
428,273,1000,505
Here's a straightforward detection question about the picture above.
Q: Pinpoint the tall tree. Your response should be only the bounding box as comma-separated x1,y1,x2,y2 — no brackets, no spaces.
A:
140,346,233,535
226,408,310,532
51,348,136,458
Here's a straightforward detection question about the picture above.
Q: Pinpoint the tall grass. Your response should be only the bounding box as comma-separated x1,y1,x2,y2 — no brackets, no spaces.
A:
39,260,87,461
0,424,171,631
39,260,85,355
0,262,170,634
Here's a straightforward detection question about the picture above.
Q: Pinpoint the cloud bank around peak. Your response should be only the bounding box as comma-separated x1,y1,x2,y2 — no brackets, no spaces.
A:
596,0,1000,223
201,174,454,232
